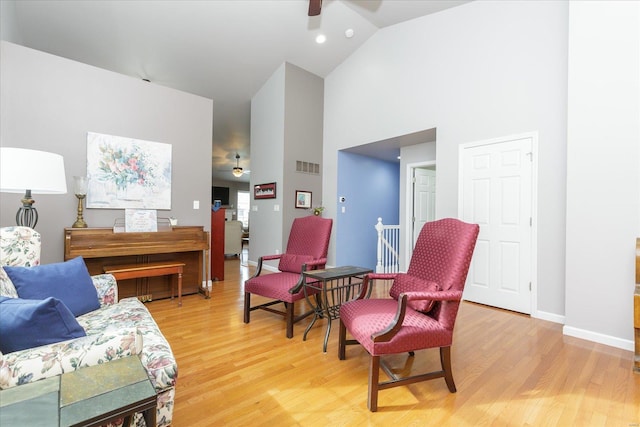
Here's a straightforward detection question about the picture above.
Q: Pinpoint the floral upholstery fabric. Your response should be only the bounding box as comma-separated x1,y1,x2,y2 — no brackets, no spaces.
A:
92,273,119,307
0,267,18,298
76,297,177,392
0,226,41,298
0,226,41,267
75,296,177,426
0,226,176,427
0,326,142,388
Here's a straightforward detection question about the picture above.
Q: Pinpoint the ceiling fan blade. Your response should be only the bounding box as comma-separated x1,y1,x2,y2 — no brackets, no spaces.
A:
308,0,322,16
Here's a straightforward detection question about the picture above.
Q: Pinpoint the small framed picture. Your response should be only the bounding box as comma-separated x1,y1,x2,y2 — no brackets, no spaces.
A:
254,182,276,199
295,190,312,209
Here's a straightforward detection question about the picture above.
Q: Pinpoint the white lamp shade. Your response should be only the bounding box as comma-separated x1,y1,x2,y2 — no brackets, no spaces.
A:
0,147,67,194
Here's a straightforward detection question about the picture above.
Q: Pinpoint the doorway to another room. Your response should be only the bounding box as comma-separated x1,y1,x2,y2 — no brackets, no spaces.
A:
406,163,436,264
237,190,250,264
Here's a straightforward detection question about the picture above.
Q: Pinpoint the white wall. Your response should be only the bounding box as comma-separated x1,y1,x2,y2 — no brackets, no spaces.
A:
564,1,640,349
283,63,324,237
0,41,213,263
250,64,286,261
0,1,20,44
324,1,569,317
250,63,324,266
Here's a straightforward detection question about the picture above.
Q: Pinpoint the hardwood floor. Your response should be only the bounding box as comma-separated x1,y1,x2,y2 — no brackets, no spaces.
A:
147,256,640,426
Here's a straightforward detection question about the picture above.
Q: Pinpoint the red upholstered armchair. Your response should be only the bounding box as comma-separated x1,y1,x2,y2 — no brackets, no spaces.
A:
338,218,479,411
244,215,332,338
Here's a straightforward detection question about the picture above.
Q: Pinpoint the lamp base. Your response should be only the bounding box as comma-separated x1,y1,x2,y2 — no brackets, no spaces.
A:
16,190,38,228
72,194,88,228
72,218,88,228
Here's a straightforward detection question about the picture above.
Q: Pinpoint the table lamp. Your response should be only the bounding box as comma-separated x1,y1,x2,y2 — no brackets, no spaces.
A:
72,176,88,228
0,147,67,228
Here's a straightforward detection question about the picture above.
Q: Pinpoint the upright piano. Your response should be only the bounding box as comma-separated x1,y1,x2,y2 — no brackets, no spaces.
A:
64,226,209,301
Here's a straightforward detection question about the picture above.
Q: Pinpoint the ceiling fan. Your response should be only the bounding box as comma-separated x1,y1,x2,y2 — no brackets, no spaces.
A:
308,0,322,16
231,153,249,178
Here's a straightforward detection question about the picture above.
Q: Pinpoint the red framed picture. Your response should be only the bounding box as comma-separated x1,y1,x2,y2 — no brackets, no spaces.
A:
254,182,276,199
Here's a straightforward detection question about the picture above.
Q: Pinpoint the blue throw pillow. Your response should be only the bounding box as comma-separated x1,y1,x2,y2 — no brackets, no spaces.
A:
4,256,100,316
0,296,86,353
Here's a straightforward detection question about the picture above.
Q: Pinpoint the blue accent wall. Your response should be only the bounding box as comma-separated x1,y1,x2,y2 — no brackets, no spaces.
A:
336,151,399,270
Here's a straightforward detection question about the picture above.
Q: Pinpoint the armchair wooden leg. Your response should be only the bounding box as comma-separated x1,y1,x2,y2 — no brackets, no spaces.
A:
338,320,346,360
285,302,294,339
440,346,456,393
243,292,250,324
368,355,380,412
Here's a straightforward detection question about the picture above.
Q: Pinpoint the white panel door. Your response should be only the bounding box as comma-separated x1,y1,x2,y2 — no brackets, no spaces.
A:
461,136,533,314
412,168,436,247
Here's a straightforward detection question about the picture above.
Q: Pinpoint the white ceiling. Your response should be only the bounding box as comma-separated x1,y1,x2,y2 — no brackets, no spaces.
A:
4,0,468,182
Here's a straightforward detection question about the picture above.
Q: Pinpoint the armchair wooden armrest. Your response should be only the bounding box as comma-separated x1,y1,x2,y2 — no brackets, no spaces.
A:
367,272,398,281
354,273,398,300
372,294,408,343
250,254,283,278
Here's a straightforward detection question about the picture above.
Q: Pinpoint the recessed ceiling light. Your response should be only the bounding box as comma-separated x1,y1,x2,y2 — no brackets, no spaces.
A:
345,28,354,38
316,34,326,44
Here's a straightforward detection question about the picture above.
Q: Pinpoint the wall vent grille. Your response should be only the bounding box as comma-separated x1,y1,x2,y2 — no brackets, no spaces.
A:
296,160,320,175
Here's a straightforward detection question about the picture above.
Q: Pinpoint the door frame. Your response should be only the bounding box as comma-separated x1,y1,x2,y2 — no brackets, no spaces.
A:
457,131,539,316
404,160,436,271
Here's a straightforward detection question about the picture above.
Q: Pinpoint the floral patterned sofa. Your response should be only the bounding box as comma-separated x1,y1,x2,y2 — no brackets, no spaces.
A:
0,226,177,426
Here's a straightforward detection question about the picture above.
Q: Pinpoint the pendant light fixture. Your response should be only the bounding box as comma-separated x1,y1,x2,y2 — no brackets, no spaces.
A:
232,153,243,177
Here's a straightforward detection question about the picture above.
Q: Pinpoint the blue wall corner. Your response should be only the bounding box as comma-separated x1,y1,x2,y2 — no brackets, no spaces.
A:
336,151,400,270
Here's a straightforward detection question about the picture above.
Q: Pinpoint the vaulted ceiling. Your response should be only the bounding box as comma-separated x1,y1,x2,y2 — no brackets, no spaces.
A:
2,0,468,182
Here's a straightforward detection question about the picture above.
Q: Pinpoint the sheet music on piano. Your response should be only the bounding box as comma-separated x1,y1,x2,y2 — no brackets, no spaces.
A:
113,215,172,233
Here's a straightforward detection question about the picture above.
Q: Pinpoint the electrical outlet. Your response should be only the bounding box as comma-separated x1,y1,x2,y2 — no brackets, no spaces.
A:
193,200,200,209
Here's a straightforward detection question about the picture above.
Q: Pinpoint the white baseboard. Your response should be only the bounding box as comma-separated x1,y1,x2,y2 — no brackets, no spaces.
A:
563,325,634,352
261,263,278,273
532,310,565,324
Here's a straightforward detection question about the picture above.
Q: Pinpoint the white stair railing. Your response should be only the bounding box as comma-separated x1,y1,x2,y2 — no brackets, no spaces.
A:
375,217,400,273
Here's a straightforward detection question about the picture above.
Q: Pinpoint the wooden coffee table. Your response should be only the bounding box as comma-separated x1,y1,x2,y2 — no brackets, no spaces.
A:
0,356,156,427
